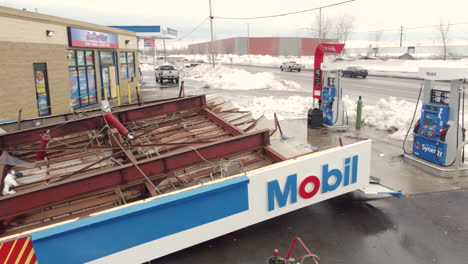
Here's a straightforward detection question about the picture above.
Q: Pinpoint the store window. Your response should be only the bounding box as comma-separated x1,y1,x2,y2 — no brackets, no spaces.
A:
67,50,97,109
99,51,119,100
33,63,51,116
120,52,135,79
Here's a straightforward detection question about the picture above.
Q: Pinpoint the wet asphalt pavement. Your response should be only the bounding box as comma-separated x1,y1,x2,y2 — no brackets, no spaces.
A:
141,68,468,264
152,189,468,264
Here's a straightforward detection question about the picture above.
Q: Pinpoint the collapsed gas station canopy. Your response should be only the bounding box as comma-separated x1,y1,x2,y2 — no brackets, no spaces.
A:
110,26,177,39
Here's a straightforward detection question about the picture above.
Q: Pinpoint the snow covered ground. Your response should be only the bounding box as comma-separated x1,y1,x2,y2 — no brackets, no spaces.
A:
141,56,468,141
184,64,301,91
179,62,430,140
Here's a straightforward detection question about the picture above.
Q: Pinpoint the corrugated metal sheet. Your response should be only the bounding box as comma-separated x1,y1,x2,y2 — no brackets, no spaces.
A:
190,37,338,56
235,37,248,55
249,37,280,55
279,37,301,56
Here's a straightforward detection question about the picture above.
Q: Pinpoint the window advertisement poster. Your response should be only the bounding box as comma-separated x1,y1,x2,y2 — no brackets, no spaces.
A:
120,64,128,79
77,51,85,65
34,70,51,116
78,67,89,106
67,50,76,66
68,27,119,49
85,51,94,65
69,68,80,109
87,67,97,104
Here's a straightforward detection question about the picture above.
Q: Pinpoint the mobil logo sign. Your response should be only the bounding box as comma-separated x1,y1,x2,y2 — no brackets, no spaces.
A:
267,155,358,211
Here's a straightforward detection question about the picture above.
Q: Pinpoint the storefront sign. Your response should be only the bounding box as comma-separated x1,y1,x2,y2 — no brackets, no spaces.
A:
68,27,119,49
144,39,155,47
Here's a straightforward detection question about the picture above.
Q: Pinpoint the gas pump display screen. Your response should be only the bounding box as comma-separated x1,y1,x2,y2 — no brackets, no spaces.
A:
430,89,450,105
328,77,335,87
424,117,434,126
425,105,439,111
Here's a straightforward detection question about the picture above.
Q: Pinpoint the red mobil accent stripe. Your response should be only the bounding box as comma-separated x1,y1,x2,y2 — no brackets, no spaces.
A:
17,239,34,264
0,239,14,262
5,237,26,264
0,236,37,264
71,40,119,49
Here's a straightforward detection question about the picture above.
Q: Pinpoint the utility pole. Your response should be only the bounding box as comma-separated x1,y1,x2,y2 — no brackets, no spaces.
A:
318,8,322,40
208,0,215,68
163,39,167,63
400,26,403,47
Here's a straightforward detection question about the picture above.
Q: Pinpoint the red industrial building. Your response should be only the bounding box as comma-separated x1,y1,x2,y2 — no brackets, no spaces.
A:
188,37,337,56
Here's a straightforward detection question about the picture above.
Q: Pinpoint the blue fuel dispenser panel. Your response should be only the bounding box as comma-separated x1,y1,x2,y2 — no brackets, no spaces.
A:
320,86,336,125
413,104,450,165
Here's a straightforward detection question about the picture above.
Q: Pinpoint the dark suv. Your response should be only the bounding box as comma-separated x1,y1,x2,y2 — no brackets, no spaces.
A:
342,66,368,78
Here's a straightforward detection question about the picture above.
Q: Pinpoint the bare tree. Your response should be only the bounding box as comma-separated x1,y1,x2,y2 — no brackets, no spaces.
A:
335,14,355,45
312,12,332,40
373,29,384,56
438,20,450,60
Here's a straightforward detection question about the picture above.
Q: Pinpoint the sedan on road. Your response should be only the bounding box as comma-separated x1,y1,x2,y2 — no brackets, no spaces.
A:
342,66,368,78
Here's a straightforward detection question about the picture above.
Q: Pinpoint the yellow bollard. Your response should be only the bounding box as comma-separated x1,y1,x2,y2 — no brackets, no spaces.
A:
127,82,131,103
103,87,108,101
116,85,121,106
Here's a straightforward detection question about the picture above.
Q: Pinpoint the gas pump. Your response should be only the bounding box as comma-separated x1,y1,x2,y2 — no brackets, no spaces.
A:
319,63,346,127
405,67,467,172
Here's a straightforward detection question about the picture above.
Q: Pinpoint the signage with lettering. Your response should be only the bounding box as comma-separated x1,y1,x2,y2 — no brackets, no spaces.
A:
68,27,119,49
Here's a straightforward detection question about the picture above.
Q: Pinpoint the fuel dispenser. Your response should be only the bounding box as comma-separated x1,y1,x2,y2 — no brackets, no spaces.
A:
319,63,346,127
405,67,467,174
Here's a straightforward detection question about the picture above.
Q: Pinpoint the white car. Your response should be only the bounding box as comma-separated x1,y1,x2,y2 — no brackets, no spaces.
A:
155,65,179,83
280,61,302,72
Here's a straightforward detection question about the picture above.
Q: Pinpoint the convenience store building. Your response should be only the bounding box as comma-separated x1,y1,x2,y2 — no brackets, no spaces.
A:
0,6,139,122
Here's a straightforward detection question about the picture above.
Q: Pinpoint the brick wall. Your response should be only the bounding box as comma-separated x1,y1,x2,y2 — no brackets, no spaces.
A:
0,41,70,120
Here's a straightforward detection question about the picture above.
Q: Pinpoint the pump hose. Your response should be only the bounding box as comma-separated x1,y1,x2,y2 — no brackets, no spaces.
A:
402,83,423,155
300,254,320,264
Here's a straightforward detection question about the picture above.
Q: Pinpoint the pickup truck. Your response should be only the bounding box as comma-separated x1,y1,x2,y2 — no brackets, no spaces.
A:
155,64,179,83
280,61,302,72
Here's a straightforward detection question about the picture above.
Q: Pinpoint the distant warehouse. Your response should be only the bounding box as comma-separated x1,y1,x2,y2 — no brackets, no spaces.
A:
188,37,337,56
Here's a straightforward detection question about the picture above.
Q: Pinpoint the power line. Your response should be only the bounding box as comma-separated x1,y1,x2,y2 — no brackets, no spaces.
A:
353,22,468,34
213,0,356,20
177,17,210,41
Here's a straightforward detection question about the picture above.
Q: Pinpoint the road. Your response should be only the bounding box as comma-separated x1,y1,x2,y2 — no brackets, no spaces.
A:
230,64,448,103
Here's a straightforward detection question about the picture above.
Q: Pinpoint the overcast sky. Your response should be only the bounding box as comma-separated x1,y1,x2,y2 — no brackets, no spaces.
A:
3,0,468,47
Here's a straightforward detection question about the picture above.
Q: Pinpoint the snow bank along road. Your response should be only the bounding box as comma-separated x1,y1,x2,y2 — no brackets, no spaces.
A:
231,65,455,103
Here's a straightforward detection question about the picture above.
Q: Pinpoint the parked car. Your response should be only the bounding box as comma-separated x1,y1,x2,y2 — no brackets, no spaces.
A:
184,60,201,68
280,61,302,72
342,66,368,78
155,64,179,83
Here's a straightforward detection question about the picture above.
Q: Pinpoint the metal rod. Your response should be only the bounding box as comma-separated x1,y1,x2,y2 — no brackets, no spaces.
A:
1,141,217,152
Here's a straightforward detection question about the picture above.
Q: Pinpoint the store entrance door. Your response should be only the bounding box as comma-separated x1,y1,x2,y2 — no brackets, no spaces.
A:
33,63,51,116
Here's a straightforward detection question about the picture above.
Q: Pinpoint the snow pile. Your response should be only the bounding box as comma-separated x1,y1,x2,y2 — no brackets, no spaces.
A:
344,96,420,140
185,64,301,91
233,96,313,120
140,63,156,71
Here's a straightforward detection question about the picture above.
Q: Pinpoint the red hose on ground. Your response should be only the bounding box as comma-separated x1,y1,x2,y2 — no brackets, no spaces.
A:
104,112,129,136
36,134,50,160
